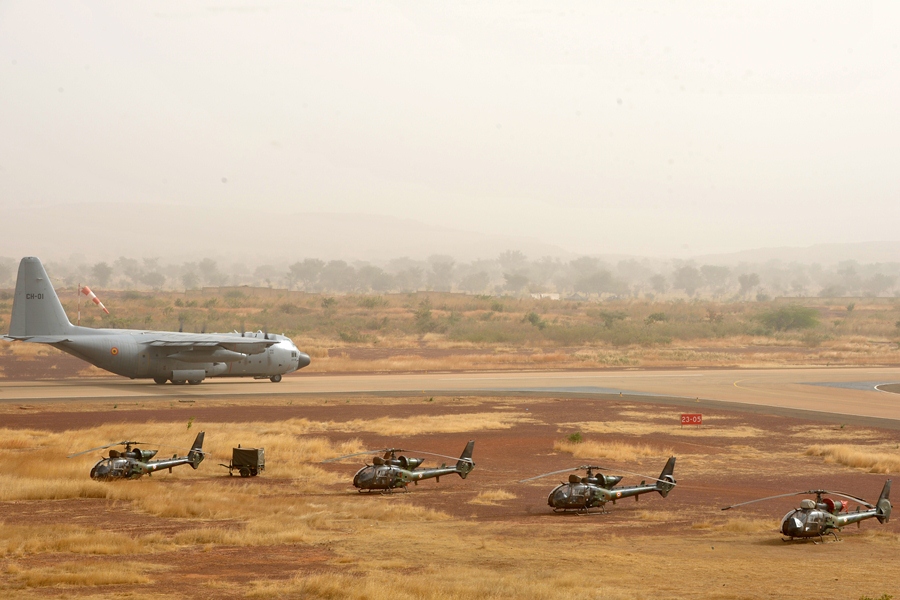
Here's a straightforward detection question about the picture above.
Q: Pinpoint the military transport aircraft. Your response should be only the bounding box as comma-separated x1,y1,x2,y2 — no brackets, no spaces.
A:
2,257,310,384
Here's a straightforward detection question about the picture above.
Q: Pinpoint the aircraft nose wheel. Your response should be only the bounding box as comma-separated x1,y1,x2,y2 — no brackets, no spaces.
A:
270,374,282,383
153,377,168,385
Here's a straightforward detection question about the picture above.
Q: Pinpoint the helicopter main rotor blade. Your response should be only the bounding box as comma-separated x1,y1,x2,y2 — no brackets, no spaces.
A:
322,449,406,463
322,448,473,465
67,441,146,458
520,461,675,485
519,466,588,483
603,466,674,486
722,489,878,511
722,490,832,510
150,443,209,455
816,490,875,509
404,449,475,464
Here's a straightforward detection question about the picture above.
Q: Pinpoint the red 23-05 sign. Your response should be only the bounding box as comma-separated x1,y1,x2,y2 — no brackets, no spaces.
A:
681,413,702,425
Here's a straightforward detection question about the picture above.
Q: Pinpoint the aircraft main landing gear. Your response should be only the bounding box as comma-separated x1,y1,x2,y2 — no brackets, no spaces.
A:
153,377,168,385
270,374,282,383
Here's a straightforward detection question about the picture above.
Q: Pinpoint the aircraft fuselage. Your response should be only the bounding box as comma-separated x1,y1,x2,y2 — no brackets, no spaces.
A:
53,328,308,383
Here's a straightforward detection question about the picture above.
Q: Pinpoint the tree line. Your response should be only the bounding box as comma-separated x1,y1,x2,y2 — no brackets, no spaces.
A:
1,251,898,299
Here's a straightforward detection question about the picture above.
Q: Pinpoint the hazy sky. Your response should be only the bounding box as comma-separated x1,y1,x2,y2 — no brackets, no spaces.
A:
1,1,898,258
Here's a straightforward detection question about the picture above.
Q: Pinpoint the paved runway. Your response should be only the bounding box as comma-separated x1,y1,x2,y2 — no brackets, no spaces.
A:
2,367,899,422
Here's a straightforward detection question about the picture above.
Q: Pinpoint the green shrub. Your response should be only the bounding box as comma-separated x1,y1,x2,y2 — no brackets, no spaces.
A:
755,305,819,331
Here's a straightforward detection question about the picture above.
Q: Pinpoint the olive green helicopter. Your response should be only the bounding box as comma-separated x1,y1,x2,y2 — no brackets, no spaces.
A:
721,480,891,542
67,432,206,480
521,457,676,513
324,441,475,493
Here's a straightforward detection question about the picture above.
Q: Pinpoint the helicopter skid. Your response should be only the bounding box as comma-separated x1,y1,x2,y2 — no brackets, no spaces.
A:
356,486,410,494
552,506,609,515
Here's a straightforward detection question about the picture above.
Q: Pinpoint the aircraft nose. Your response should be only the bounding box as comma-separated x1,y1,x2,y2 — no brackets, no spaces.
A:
297,352,311,369
782,516,803,537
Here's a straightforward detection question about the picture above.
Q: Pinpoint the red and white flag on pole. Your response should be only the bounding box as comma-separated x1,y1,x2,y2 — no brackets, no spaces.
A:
80,285,110,314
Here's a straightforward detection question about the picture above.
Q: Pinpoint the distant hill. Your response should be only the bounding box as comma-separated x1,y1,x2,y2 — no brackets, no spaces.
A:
692,242,900,266
0,203,571,263
2,202,897,267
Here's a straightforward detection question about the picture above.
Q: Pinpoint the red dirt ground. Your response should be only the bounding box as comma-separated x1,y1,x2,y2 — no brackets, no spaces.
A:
2,394,899,598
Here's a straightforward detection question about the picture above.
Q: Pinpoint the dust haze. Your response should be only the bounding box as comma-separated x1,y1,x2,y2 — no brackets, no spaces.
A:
1,2,899,265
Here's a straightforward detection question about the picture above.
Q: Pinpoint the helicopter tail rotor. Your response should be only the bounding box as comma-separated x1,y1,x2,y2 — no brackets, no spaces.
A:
455,440,476,479
188,431,206,469
876,479,892,524
654,457,677,498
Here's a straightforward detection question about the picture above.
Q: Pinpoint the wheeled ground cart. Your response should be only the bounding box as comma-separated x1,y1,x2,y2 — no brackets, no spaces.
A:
220,446,265,477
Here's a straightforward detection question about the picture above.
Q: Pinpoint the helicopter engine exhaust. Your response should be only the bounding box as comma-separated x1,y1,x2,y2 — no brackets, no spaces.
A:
823,498,847,513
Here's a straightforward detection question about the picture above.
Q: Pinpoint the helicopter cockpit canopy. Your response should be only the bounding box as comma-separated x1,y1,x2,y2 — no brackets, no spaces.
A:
90,457,133,480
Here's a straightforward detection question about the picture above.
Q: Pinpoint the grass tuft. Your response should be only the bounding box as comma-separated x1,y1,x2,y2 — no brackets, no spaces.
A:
554,439,672,462
469,489,517,505
9,561,153,587
805,445,900,474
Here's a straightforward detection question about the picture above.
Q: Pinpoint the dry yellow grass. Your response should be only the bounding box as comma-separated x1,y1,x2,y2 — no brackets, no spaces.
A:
714,518,782,533
6,561,154,587
244,568,639,600
0,422,360,498
0,526,143,557
790,425,882,441
469,489,516,505
554,439,673,461
805,444,900,474
1,412,899,599
0,420,455,570
560,419,765,438
308,412,535,436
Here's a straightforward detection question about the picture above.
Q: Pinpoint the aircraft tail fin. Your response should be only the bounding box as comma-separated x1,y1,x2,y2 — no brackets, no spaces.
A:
876,479,891,524
456,440,475,479
655,457,677,498
8,257,75,337
188,431,206,469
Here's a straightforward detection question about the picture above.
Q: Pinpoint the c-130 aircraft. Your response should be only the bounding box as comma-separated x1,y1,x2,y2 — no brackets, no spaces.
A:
2,257,310,385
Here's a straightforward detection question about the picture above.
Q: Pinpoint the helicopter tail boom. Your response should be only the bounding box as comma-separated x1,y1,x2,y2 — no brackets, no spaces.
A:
655,457,677,498
456,440,475,479
188,431,206,469
876,479,892,524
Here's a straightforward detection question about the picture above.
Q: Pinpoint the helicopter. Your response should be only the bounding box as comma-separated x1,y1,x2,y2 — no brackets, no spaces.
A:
324,441,475,493
521,457,677,513
68,432,206,480
721,480,892,542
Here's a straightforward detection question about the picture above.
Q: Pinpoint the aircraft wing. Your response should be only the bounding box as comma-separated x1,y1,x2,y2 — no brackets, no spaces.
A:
139,333,279,355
